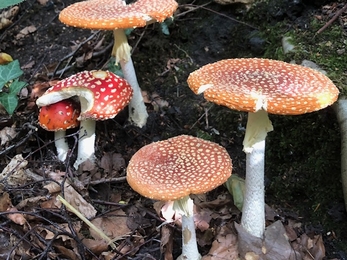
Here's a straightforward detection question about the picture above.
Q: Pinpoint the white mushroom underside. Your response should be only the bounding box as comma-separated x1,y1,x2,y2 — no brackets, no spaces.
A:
36,89,94,116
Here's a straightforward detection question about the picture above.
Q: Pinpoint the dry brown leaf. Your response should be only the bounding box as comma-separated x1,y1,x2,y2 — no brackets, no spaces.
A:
15,25,37,39
43,182,61,193
90,210,130,240
21,60,35,69
151,92,169,112
0,7,19,30
37,0,49,5
0,192,11,211
83,238,109,254
42,176,97,219
236,221,301,260
0,154,28,186
194,206,213,232
202,224,239,260
41,222,82,241
0,193,26,225
0,125,17,146
100,152,125,176
6,207,26,225
53,244,80,260
0,52,13,65
161,225,174,260
0,6,19,20
293,233,325,260
54,183,97,219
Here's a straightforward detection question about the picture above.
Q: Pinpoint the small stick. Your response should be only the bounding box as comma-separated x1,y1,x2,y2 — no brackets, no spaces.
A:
57,195,117,249
316,3,347,35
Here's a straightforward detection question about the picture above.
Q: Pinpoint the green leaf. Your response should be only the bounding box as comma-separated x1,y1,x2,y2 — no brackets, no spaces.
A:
0,93,18,115
0,0,25,9
0,60,24,90
160,22,170,36
160,18,174,36
0,80,26,115
224,175,245,211
8,79,26,95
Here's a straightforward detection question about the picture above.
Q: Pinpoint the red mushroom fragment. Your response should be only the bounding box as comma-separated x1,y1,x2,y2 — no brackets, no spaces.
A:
59,0,178,128
127,135,232,260
187,58,339,238
39,99,80,161
36,70,133,169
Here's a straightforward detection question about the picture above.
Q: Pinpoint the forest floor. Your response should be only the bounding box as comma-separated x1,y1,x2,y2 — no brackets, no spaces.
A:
0,0,346,259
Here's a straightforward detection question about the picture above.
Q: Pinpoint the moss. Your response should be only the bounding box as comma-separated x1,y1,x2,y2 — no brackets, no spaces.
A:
243,0,347,255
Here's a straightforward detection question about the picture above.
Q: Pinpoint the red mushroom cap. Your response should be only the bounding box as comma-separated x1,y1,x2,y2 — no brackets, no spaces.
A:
187,58,339,115
39,99,80,131
59,0,178,30
127,135,232,201
36,70,133,121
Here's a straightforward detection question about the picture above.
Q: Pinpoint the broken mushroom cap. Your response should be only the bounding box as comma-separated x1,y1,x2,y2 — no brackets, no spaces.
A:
36,70,133,120
126,135,232,201
59,0,178,30
38,99,80,131
187,58,339,115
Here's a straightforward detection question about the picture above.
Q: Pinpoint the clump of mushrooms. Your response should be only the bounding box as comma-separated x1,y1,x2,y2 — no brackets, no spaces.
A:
127,135,232,260
59,0,178,128
36,70,133,169
187,58,339,238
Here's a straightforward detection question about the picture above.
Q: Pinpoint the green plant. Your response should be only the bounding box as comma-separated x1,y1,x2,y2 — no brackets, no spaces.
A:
0,0,25,9
0,60,27,115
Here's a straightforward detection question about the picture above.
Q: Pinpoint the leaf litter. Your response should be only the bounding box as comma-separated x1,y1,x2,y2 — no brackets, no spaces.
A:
0,0,344,259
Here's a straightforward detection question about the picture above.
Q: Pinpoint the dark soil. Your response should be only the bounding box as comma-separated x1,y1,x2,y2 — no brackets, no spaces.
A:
0,0,346,259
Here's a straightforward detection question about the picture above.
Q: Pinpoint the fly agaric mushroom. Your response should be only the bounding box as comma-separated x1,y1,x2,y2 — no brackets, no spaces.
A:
59,0,178,128
36,70,133,169
187,58,339,238
127,135,232,260
39,98,80,161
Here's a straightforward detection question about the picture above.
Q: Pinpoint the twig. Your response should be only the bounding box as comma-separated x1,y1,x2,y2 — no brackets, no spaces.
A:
85,176,127,185
316,3,347,35
177,2,258,30
57,195,118,250
50,31,101,77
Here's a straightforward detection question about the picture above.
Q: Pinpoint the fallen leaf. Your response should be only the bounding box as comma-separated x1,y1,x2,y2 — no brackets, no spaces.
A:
151,92,169,112
0,192,11,211
100,152,125,176
0,193,26,225
160,225,174,260
0,124,17,146
0,6,19,30
37,0,49,5
40,222,81,241
42,178,97,219
202,224,239,260
235,221,301,260
21,60,35,69
0,154,28,186
6,206,26,225
90,210,131,241
53,245,80,260
0,52,13,65
15,25,37,39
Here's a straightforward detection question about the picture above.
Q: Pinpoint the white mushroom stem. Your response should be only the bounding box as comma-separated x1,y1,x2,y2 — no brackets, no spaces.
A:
113,29,148,128
74,119,96,169
333,97,347,211
173,196,202,260
54,130,69,161
241,110,273,238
